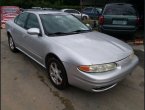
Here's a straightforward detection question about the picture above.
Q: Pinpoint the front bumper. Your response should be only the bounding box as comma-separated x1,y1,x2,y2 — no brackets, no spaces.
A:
63,55,139,92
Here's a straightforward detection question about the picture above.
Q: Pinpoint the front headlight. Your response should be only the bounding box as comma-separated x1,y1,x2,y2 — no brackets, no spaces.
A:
78,63,117,73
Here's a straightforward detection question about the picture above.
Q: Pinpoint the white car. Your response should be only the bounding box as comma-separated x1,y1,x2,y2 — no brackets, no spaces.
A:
61,9,89,20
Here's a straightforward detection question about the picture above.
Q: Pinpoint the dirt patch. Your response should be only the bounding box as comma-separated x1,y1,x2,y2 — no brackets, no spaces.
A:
14,77,18,80
37,72,75,110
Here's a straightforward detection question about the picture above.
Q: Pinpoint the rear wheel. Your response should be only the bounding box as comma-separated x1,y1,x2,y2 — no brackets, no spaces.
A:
47,57,69,90
8,35,18,52
83,16,88,20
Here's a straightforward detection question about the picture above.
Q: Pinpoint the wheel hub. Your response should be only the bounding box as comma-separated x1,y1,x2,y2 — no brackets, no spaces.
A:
49,62,62,85
9,37,14,49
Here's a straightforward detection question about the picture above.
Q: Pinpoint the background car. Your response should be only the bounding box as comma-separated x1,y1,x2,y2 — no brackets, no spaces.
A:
82,7,102,20
98,3,138,37
61,9,89,20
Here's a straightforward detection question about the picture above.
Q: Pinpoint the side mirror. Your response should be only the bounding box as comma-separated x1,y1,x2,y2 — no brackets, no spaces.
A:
27,28,40,35
86,23,92,29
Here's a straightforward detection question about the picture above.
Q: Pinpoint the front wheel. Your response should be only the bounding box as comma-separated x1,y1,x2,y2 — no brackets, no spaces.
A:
47,57,69,90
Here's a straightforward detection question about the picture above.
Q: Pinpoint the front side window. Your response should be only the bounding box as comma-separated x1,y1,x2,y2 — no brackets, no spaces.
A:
40,14,90,36
93,8,99,14
96,8,102,14
64,10,71,13
25,13,40,29
70,10,80,14
16,12,29,28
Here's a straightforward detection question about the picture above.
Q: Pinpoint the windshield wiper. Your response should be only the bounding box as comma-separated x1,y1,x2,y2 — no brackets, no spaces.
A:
71,29,91,33
46,32,71,36
46,30,91,36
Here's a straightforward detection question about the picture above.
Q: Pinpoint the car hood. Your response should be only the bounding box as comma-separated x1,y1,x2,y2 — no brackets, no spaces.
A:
52,31,133,64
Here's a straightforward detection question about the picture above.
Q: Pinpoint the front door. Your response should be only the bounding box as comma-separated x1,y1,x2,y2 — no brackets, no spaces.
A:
23,13,44,64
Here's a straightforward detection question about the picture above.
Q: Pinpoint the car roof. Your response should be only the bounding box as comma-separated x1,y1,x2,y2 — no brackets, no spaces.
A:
83,7,102,9
61,9,77,10
61,9,78,11
24,10,65,15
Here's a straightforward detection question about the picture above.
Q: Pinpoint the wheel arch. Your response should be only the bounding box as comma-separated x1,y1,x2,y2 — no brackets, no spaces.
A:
7,31,11,38
7,28,13,38
45,52,69,85
45,53,63,68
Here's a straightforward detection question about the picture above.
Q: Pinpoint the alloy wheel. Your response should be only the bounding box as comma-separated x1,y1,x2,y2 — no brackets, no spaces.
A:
49,62,63,85
9,37,14,50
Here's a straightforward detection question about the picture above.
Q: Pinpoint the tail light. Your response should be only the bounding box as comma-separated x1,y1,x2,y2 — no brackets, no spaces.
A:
99,16,104,25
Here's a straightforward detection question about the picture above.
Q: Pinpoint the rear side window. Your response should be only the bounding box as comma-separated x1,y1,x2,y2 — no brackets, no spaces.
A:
103,4,137,16
65,10,80,14
70,10,80,14
64,10,73,13
25,13,40,29
15,12,29,28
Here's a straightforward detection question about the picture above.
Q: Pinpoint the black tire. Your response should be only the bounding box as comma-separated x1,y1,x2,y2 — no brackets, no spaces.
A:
47,57,69,90
8,35,18,52
83,16,87,20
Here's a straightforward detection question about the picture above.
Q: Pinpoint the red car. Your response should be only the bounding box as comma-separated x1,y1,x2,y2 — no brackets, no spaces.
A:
1,6,20,28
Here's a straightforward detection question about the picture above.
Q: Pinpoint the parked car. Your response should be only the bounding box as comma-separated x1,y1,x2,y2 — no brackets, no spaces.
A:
98,3,138,36
82,7,102,20
61,9,89,20
6,10,138,92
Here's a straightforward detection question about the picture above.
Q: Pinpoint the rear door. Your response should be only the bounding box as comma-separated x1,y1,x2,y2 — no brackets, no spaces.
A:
102,4,137,30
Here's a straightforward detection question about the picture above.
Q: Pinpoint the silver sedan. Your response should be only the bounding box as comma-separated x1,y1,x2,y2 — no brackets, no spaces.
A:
6,10,138,92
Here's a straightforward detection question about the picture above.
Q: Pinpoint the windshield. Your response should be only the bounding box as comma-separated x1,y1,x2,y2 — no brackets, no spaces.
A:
103,4,137,16
40,14,90,36
96,8,102,14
